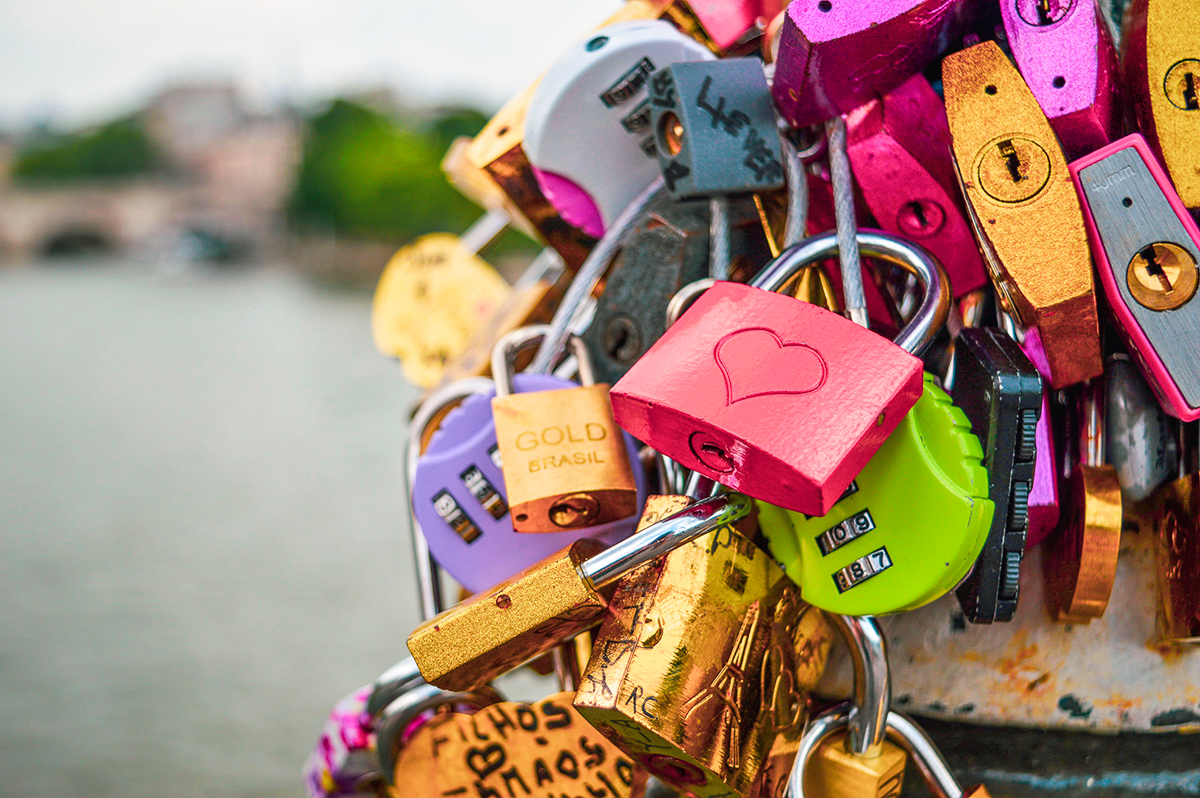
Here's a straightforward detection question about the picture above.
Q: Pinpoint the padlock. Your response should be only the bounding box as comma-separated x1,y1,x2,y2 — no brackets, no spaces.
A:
757,371,993,616
408,492,755,692
770,0,979,128
573,496,833,797
844,73,989,299
999,0,1119,159
1121,0,1200,209
383,689,647,798
787,616,908,798
610,230,948,517
410,373,648,595
943,40,1103,390
685,0,782,52
580,196,771,386
1045,378,1123,623
491,327,640,533
304,684,379,798
523,20,713,239
647,57,784,199
1146,422,1200,645
371,212,512,388
950,327,1043,623
434,248,568,388
1106,353,1179,504
1070,133,1200,421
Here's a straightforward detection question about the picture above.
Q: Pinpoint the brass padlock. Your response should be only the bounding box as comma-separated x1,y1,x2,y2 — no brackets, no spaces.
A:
573,496,832,798
492,326,639,533
1146,422,1200,645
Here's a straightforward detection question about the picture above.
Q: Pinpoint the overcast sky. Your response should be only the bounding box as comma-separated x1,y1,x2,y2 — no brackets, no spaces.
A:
0,0,623,129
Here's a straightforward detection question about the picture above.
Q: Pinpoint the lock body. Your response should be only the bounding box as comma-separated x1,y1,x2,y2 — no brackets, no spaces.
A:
493,383,639,533
845,73,988,298
771,0,978,127
574,498,832,797
412,374,646,593
304,686,375,798
803,731,907,798
757,374,993,616
390,692,646,798
1106,354,1179,503
524,20,712,238
951,328,1043,623
648,58,785,198
1045,463,1123,622
943,41,1102,390
611,281,924,517
371,234,511,389
1122,0,1200,208
1000,0,1119,159
1070,134,1200,421
1148,472,1200,644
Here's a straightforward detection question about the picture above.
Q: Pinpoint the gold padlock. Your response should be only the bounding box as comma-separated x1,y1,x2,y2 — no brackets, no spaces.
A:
491,326,638,534
1145,423,1200,645
573,496,832,798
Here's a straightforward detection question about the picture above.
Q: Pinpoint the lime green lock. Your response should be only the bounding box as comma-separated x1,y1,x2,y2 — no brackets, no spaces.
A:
758,373,994,616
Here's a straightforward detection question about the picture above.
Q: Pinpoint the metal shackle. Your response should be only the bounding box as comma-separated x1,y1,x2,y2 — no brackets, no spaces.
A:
375,680,503,785
785,705,967,798
406,377,496,619
751,230,952,356
829,614,890,755
492,324,595,398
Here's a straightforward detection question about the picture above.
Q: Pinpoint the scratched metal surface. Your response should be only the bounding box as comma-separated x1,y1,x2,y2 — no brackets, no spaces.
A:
816,528,1200,733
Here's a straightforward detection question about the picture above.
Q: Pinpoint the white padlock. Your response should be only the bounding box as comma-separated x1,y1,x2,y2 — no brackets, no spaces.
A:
524,20,713,238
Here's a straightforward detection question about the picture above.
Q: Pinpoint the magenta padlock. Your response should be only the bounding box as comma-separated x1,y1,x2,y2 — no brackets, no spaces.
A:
411,374,647,594
611,231,945,517
1015,328,1060,549
845,73,988,298
771,0,979,128
1000,0,1119,160
689,0,781,51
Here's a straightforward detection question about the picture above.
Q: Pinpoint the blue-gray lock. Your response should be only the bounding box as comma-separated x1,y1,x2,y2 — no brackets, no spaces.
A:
1106,352,1179,503
649,57,786,199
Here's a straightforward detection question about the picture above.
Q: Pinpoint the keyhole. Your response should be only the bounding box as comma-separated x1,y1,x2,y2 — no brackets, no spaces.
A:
1138,244,1175,292
1015,0,1073,26
998,140,1026,183
548,493,600,528
1164,59,1200,110
896,198,946,237
1126,241,1199,310
1185,73,1199,110
603,315,642,364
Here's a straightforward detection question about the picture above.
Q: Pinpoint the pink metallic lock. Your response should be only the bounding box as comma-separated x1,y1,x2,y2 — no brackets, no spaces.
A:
845,73,988,298
1001,0,1119,160
1013,328,1060,549
688,0,777,51
771,0,980,128
611,230,948,517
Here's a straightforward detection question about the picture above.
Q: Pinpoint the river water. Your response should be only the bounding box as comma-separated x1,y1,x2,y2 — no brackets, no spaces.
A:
0,257,505,796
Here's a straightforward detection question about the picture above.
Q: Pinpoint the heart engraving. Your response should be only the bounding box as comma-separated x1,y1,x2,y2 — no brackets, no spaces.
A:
715,328,827,405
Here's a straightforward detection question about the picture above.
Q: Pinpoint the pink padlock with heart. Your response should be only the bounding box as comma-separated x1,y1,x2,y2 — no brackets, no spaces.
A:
610,231,941,516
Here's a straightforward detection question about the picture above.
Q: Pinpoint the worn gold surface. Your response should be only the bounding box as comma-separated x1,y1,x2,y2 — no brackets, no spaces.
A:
493,384,638,533
943,41,1102,389
1148,473,1200,644
1124,0,1200,207
389,692,646,798
371,234,510,388
1046,464,1123,623
804,731,907,798
408,539,610,692
574,504,832,797
1126,241,1199,310
434,270,566,388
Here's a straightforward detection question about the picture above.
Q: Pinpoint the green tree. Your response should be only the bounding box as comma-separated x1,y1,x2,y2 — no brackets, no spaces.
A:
13,117,161,182
289,99,481,241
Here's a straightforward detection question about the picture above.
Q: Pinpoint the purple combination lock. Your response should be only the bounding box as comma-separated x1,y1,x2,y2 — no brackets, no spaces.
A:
1001,0,1119,160
1016,328,1060,549
411,374,647,594
771,0,978,128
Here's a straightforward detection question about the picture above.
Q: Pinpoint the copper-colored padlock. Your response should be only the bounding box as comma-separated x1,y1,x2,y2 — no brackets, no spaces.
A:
1146,423,1200,645
573,496,832,797
942,41,1103,390
491,327,639,533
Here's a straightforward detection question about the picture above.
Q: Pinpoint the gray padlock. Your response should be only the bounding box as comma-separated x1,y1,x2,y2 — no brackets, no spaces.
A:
1106,353,1179,503
649,57,785,198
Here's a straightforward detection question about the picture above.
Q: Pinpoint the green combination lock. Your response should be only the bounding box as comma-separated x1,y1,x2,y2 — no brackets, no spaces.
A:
758,373,994,616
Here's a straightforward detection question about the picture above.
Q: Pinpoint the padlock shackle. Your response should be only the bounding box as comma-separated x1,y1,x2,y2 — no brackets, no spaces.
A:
751,230,951,356
1081,375,1106,469
829,615,890,755
579,492,754,587
365,656,424,720
491,324,595,397
785,705,966,798
375,680,503,785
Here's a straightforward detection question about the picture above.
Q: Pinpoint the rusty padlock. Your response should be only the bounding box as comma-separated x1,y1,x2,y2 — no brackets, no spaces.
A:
610,230,948,517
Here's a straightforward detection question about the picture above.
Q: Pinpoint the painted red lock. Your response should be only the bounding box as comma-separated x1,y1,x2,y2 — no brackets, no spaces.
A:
610,231,949,516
